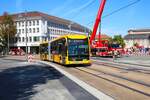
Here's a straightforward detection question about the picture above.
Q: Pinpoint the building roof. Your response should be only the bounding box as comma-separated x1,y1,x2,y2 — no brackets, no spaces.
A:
95,34,111,40
124,34,150,40
0,11,90,32
128,29,150,33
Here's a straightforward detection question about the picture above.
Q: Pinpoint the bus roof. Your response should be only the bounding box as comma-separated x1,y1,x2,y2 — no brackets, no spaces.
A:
66,34,87,39
51,34,88,42
40,34,88,44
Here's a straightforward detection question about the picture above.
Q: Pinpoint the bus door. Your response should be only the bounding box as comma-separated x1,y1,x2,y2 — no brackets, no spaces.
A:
58,38,67,64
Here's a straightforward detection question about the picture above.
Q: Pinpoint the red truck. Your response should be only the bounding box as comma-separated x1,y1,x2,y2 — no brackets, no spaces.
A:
9,48,25,56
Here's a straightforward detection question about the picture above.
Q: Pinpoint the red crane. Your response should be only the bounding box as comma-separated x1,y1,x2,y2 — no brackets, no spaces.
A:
90,0,109,56
90,0,124,57
89,0,106,44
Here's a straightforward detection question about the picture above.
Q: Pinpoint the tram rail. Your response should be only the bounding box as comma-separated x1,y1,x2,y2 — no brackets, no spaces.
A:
74,67,150,97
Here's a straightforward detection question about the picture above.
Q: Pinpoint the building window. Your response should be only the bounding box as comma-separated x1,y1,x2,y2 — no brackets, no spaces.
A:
29,37,32,42
29,28,32,33
26,21,28,26
34,36,39,42
33,20,35,26
37,28,39,32
37,20,39,25
33,28,35,33
22,37,25,42
29,21,31,26
19,29,21,33
22,29,24,33
26,28,28,33
26,37,28,42
22,22,24,27
18,37,21,42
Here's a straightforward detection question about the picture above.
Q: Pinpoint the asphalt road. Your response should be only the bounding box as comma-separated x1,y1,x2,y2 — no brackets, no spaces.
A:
0,56,97,100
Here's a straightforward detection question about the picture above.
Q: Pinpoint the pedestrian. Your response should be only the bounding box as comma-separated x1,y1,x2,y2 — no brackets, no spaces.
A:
112,50,115,62
28,52,34,62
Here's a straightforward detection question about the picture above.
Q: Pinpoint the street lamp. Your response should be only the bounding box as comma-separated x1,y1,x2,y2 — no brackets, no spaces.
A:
68,21,74,34
25,11,28,61
7,25,9,55
48,28,51,60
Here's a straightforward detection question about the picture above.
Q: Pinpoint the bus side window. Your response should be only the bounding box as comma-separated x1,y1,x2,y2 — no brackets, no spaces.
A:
55,41,59,54
62,39,67,56
58,39,63,54
44,44,48,54
51,42,54,54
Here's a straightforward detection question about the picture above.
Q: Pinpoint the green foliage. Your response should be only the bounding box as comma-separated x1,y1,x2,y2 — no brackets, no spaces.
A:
108,37,113,43
88,30,92,36
112,35,125,48
0,12,16,47
133,42,139,47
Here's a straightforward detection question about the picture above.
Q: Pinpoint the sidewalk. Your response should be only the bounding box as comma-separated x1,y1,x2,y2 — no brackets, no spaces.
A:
116,60,150,67
0,55,40,61
115,56,150,67
92,56,150,67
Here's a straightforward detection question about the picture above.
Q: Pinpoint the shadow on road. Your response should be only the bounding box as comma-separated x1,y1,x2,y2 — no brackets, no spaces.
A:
0,64,63,100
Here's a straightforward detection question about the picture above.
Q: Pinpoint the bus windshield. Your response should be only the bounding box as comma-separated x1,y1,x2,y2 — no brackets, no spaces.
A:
68,38,89,56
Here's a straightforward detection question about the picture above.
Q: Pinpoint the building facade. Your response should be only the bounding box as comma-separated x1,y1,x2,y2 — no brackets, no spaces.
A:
0,11,90,54
124,29,150,48
95,34,111,41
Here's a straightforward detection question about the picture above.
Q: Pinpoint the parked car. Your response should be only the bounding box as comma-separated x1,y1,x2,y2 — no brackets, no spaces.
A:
10,48,25,56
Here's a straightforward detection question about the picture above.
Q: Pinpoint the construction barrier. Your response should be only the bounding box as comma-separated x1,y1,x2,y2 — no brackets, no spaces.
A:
28,54,34,62
125,52,150,56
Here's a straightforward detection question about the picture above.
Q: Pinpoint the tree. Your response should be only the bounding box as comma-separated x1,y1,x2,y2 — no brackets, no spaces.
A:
112,35,125,48
0,12,16,53
88,30,92,36
133,42,139,47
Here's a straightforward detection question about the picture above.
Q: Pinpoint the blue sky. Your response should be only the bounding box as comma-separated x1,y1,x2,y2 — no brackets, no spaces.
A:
0,0,150,36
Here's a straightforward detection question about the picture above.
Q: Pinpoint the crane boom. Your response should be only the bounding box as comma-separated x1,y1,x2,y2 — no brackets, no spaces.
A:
90,0,106,44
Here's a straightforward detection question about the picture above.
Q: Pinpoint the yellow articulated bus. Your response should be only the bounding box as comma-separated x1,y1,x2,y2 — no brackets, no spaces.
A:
39,42,49,61
40,34,91,65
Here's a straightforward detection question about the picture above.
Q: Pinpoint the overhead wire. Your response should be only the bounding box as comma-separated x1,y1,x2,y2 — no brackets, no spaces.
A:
86,0,141,27
68,0,96,19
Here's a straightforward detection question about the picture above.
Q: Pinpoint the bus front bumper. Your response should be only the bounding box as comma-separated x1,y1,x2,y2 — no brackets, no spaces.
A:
66,60,91,65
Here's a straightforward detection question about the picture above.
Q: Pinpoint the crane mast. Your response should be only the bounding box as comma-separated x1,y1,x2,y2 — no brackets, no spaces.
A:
90,0,106,44
90,0,124,57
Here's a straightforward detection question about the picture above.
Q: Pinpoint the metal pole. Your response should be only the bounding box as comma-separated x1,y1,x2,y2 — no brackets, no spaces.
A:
48,31,51,60
70,25,71,33
25,11,28,61
69,24,71,34
99,20,101,42
69,22,73,34
7,31,9,55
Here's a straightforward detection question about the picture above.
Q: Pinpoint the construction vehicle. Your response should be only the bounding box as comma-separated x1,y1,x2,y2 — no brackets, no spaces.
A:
90,0,124,57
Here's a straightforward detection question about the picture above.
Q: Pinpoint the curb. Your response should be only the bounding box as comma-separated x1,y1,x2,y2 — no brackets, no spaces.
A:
39,61,114,100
